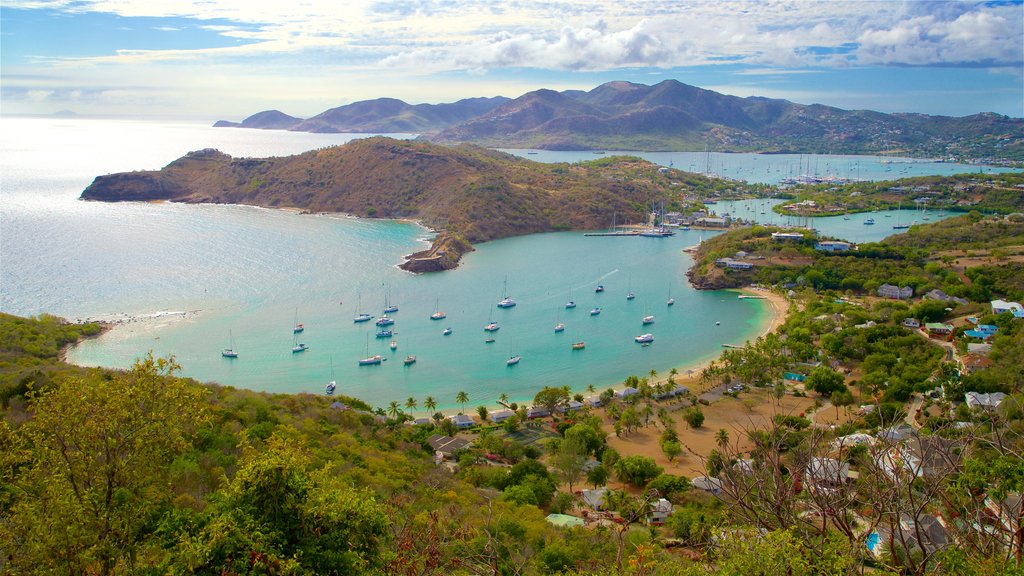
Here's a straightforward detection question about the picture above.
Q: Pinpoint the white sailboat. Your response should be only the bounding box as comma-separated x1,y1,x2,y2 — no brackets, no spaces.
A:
293,308,304,333
221,330,239,358
353,292,372,323
291,334,308,353
358,334,382,366
554,308,565,332
626,274,635,300
326,356,336,395
497,276,516,308
892,200,909,229
430,297,446,320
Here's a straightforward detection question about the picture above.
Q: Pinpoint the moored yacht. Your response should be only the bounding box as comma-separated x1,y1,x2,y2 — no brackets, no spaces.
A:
634,333,654,343
506,355,521,366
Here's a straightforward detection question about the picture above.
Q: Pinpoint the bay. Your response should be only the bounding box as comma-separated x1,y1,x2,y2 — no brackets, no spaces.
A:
2,117,1003,411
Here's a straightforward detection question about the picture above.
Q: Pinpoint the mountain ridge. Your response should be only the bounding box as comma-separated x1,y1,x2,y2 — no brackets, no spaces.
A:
214,80,1023,160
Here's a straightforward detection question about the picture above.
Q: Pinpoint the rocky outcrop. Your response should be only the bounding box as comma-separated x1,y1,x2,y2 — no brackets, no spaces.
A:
399,232,474,273
686,265,748,290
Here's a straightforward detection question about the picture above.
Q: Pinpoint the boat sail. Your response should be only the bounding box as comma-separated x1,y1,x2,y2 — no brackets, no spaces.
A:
497,276,516,308
326,356,337,395
353,292,372,323
221,330,239,358
358,334,382,366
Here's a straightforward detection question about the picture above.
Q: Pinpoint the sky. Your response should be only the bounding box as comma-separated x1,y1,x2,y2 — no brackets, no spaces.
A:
1,0,1022,120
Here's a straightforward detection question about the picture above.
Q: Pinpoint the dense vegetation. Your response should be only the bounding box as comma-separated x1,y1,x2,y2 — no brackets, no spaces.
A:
774,172,1024,216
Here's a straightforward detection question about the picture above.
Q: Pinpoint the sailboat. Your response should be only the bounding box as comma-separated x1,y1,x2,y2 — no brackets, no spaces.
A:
221,330,239,358
383,287,399,314
291,334,308,353
554,308,565,332
642,304,655,325
326,357,337,395
497,276,516,308
358,334,383,366
375,314,394,326
390,339,398,351
667,284,675,306
572,341,586,350
430,297,446,320
566,289,576,309
293,309,304,333
353,292,372,323
892,200,909,229
626,274,635,300
484,307,500,332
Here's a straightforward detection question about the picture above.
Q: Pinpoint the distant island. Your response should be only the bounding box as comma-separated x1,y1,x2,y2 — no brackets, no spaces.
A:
80,138,752,272
214,80,1024,163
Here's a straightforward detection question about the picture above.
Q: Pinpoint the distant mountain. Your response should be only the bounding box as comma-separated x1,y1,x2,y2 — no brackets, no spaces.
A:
81,138,712,271
214,81,1023,160
213,110,302,129
434,80,1024,159
214,97,510,134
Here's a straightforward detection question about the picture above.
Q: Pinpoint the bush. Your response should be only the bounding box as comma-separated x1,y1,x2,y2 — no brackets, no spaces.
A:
613,455,663,487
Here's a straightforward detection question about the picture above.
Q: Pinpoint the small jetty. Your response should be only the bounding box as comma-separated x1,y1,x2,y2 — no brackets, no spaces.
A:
721,343,743,349
737,294,765,299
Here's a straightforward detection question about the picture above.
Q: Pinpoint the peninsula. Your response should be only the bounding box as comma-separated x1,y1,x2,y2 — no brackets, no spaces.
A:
80,138,756,271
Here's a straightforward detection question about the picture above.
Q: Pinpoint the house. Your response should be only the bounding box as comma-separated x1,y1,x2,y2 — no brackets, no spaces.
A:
879,436,953,479
877,424,917,443
815,240,852,252
691,476,723,495
526,406,551,419
557,400,585,413
715,257,754,270
959,353,993,374
585,395,604,407
902,318,921,329
925,322,954,336
450,413,475,429
409,417,432,426
877,284,913,300
427,434,472,460
654,384,689,400
648,498,674,524
545,514,585,528
963,324,998,339
965,391,1007,411
615,387,639,399
985,494,1023,559
923,289,968,305
991,300,1023,315
805,457,851,488
771,232,805,242
831,434,875,450
967,342,992,355
868,515,949,560
580,487,608,510
489,409,514,423
695,217,729,228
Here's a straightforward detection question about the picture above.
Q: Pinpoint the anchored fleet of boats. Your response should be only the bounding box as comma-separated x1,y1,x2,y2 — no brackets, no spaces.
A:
226,274,718,395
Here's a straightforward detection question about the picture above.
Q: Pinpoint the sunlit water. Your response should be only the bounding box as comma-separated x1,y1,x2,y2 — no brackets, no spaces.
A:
2,117,1006,409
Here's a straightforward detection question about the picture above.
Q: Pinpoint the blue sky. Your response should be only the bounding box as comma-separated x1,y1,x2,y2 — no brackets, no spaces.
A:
2,1,1022,119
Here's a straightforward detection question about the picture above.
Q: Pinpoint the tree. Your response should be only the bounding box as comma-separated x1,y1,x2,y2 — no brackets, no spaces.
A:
773,380,787,405
405,396,418,411
715,428,730,449
661,439,682,462
613,455,663,487
683,406,705,429
533,385,571,415
387,400,402,419
806,365,846,397
6,355,208,575
476,405,489,421
499,392,509,406
551,436,588,492
586,464,609,488
456,390,469,414
831,389,854,418
424,396,437,414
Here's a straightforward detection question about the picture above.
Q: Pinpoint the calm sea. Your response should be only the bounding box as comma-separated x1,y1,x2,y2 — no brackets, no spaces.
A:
1,117,1009,410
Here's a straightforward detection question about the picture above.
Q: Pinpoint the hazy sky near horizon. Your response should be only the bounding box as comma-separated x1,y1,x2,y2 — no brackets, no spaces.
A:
2,0,1022,120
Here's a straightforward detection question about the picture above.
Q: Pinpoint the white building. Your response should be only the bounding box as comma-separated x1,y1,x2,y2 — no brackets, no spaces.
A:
992,300,1023,315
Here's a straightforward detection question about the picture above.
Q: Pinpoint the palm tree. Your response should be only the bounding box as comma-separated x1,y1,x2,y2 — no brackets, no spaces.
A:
715,428,729,449
648,368,657,383
586,384,596,396
668,368,678,385
456,390,469,414
387,400,402,420
499,392,509,407
405,397,418,411
424,396,437,413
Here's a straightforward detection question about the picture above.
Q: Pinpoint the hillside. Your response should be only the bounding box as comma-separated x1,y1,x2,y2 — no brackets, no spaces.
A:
216,80,1024,161
80,138,742,271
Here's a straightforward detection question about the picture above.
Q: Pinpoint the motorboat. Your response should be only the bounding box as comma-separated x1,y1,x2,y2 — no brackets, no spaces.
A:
590,307,602,316
642,315,655,325
506,355,521,366
634,333,654,344
554,323,565,332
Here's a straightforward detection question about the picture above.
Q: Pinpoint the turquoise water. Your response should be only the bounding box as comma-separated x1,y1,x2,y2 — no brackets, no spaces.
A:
710,199,961,244
1,117,1001,410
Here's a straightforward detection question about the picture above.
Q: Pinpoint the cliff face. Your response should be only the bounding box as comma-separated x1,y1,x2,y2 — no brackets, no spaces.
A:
81,138,690,271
